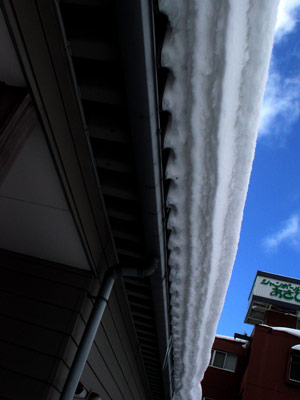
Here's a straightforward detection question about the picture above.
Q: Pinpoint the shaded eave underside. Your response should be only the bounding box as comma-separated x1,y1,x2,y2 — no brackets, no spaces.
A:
1,0,172,399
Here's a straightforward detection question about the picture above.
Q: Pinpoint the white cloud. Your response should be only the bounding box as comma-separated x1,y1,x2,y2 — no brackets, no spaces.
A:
258,0,300,138
275,0,300,41
263,214,300,251
259,69,300,137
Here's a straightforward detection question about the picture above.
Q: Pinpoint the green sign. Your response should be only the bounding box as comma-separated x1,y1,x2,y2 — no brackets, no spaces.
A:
260,278,300,303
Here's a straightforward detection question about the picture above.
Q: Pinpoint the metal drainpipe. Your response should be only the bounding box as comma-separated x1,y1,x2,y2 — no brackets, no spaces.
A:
61,259,158,400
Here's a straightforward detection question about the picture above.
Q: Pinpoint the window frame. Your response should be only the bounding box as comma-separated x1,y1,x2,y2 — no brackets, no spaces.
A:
288,351,300,384
209,349,238,372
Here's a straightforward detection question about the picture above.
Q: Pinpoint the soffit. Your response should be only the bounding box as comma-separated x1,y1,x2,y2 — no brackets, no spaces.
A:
0,9,90,269
0,122,90,268
1,0,118,272
0,10,24,86
58,1,170,398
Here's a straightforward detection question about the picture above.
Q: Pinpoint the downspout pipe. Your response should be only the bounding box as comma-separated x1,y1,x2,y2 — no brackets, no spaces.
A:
61,260,158,400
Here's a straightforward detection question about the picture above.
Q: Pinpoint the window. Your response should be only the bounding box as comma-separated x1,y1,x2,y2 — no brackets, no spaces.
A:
209,349,237,372
289,353,300,383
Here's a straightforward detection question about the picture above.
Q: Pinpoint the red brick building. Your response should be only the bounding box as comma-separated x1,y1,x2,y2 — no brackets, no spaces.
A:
202,271,300,400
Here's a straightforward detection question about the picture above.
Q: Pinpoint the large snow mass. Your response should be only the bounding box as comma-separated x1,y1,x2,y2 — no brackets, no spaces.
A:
159,1,279,399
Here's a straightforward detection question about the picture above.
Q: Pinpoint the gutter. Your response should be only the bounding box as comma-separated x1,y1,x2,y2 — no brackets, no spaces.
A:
61,260,157,400
116,0,172,397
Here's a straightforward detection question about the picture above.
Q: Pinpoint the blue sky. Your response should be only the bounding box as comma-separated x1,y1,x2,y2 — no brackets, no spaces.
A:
218,0,300,337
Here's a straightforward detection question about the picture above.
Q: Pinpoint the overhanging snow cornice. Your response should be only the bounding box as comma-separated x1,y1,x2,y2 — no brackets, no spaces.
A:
159,0,280,398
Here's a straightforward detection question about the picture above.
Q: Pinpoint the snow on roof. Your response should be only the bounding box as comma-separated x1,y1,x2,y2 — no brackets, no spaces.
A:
260,324,300,338
216,335,246,343
291,344,300,351
159,0,279,399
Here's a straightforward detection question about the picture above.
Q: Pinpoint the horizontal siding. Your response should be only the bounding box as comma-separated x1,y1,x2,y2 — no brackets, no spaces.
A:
0,341,58,382
0,368,50,399
45,388,60,400
0,251,150,400
0,314,70,356
0,250,92,288
113,281,151,398
81,363,111,400
105,298,147,399
88,342,124,399
0,251,93,400
0,265,88,310
0,290,79,334
81,281,150,400
95,321,134,400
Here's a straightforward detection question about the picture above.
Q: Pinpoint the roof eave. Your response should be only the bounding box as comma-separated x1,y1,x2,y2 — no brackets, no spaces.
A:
115,0,172,397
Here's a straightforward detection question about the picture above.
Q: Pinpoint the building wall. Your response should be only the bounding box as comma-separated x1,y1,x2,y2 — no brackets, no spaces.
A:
264,308,297,329
0,250,149,400
80,280,150,400
241,325,300,400
0,250,92,399
201,337,248,400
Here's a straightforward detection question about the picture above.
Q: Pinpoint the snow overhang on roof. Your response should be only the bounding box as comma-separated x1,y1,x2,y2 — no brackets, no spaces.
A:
260,325,300,339
216,335,247,344
159,0,279,398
